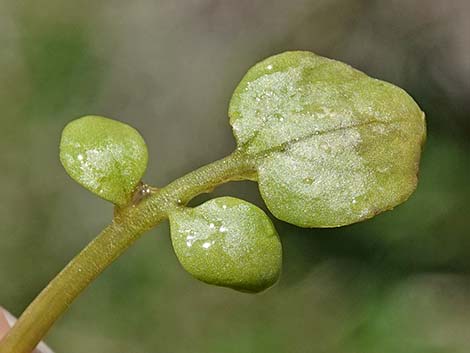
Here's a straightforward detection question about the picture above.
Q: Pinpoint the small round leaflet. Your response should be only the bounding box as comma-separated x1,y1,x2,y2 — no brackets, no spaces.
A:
169,197,282,293
60,115,148,206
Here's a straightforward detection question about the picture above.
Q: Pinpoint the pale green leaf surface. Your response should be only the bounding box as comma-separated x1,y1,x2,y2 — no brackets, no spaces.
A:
169,197,282,293
59,115,148,206
229,51,426,227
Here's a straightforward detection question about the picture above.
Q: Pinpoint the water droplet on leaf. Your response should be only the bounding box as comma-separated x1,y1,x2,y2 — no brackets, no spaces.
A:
303,177,314,185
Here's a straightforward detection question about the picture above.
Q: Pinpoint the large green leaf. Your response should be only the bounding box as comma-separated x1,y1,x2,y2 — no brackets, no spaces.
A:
169,197,282,293
229,51,426,227
59,115,148,206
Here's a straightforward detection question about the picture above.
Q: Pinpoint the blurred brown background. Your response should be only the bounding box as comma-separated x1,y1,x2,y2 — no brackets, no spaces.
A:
1,1,470,352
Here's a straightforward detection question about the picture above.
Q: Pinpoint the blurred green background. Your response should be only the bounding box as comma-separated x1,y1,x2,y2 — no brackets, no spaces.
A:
1,1,470,352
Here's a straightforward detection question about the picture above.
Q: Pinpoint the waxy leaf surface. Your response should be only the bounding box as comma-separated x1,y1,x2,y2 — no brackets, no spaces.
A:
60,115,148,206
169,197,282,293
229,51,426,227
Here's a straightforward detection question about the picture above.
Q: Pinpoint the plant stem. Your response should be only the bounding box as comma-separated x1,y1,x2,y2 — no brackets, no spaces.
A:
0,150,255,353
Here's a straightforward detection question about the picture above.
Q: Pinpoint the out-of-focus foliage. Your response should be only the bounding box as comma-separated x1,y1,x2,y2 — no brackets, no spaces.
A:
0,1,469,352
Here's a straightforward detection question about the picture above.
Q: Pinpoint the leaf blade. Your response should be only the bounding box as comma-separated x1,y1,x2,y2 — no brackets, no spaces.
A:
169,197,282,293
59,115,148,206
229,51,426,227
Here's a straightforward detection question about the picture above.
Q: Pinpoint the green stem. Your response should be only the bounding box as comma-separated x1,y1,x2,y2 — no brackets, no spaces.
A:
0,151,255,353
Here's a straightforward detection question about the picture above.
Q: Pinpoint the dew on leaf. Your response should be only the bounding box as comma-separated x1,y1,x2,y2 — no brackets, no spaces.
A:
303,177,314,185
202,242,212,249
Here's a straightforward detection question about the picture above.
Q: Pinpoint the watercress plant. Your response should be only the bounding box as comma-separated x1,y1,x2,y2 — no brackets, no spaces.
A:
0,51,426,353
